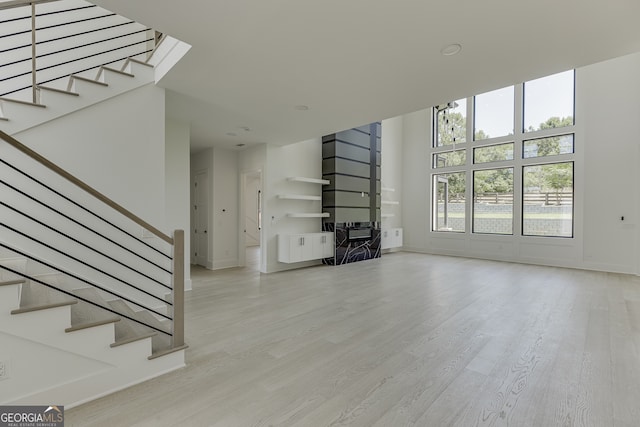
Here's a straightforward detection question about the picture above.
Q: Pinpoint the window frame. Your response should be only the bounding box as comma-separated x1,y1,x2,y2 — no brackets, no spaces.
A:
429,70,576,239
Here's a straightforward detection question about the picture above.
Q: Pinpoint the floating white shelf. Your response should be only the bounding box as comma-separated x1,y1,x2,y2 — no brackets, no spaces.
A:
381,200,400,205
277,194,322,201
287,177,330,185
286,213,330,218
381,213,395,218
381,187,396,192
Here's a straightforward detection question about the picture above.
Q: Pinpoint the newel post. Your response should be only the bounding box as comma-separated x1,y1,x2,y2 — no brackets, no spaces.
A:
172,229,185,348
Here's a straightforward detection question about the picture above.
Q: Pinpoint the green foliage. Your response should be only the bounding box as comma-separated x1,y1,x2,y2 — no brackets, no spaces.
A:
474,169,513,194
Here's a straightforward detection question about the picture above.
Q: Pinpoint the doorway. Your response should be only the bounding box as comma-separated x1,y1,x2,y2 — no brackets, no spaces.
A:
240,170,262,271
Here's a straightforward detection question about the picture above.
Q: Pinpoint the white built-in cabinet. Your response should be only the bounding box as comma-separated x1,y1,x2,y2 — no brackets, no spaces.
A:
278,232,334,263
381,227,403,250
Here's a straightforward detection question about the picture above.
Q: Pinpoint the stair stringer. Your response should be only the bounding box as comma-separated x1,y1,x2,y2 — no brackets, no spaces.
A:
0,283,185,408
0,60,155,136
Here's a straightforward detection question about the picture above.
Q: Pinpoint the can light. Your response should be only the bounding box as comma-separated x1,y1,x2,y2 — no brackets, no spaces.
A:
441,43,462,56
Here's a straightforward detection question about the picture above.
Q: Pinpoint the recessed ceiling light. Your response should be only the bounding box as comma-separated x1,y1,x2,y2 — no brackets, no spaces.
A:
226,132,237,137
441,43,462,56
295,105,309,111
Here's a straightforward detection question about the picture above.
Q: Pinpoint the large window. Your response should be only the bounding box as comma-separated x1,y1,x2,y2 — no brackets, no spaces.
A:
430,70,576,238
473,168,513,235
522,163,573,237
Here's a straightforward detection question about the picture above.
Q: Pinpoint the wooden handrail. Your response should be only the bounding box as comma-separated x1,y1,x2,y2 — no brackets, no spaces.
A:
0,130,173,244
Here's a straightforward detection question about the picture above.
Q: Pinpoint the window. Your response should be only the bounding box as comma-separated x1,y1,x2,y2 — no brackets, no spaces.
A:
524,70,574,132
435,98,467,146
522,163,573,237
474,143,514,164
474,86,514,140
433,172,465,232
433,150,466,168
523,134,574,158
430,70,575,238
473,168,513,235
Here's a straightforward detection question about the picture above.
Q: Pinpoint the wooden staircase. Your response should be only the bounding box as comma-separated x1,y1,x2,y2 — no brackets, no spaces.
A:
0,256,186,407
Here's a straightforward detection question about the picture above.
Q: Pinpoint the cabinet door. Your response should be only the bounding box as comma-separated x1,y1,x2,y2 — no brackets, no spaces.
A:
320,233,334,258
290,234,312,262
381,229,390,249
394,228,403,248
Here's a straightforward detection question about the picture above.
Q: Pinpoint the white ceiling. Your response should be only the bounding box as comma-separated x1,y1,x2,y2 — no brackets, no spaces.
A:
93,0,640,152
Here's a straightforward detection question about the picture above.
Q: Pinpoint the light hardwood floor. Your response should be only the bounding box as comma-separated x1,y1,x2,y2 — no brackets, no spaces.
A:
65,252,640,426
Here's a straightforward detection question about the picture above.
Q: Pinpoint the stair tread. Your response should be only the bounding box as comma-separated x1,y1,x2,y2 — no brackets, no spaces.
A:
11,299,78,314
37,85,79,96
101,66,135,78
0,279,25,287
111,332,157,348
0,97,46,107
66,316,120,333
148,344,188,360
70,75,109,87
126,57,154,68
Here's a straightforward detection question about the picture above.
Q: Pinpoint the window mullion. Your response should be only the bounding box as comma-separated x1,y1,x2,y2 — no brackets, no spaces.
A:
513,83,524,236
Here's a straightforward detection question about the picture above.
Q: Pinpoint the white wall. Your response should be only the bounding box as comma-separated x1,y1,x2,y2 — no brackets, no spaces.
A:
399,52,640,275
165,119,192,290
14,84,167,230
381,116,404,230
263,138,324,273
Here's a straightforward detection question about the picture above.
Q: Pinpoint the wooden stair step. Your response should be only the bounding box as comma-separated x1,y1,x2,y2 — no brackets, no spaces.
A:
0,279,25,287
111,332,157,348
70,75,108,87
66,316,119,333
37,85,79,96
11,299,77,314
148,344,188,360
0,97,46,107
126,57,153,68
101,66,134,78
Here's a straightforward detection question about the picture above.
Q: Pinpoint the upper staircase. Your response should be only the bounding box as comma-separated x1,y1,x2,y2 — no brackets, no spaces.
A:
0,0,188,408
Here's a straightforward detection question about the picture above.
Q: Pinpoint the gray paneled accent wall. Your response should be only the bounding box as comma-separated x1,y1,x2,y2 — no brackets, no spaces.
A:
322,123,382,265
322,123,381,222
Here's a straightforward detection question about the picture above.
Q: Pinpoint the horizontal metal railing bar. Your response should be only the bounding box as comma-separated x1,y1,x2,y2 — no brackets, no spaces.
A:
0,222,173,312
0,29,148,68
0,12,116,39
0,38,151,83
0,49,151,96
0,4,97,25
0,0,59,12
0,262,172,337
0,21,136,54
0,175,171,274
0,199,171,289
0,132,173,246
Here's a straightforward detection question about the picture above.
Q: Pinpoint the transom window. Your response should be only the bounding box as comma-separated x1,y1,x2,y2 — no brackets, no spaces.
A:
430,70,575,238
